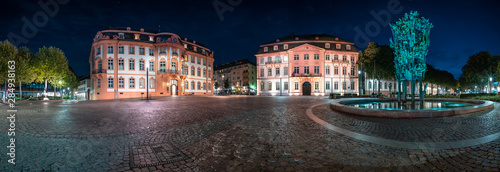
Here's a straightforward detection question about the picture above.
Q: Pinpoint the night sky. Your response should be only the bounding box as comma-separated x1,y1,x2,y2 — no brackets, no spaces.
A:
2,0,499,78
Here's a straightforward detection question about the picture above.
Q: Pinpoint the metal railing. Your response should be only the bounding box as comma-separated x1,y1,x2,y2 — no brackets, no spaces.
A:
291,73,322,77
92,69,107,74
157,69,185,75
333,59,349,63
265,60,282,64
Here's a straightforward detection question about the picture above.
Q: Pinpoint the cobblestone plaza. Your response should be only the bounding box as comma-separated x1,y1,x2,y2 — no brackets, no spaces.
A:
1,96,499,171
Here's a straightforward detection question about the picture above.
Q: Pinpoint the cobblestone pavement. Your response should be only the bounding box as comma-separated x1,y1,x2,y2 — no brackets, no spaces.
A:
0,96,499,171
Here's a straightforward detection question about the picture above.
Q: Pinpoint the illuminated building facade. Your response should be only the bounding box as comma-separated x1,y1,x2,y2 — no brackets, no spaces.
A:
256,33,359,96
90,27,214,100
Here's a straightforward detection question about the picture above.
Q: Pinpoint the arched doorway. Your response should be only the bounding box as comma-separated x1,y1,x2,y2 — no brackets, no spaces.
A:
170,79,178,96
302,82,311,95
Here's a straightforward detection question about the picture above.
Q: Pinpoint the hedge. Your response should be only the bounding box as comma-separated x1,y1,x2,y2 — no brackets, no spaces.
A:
460,93,496,99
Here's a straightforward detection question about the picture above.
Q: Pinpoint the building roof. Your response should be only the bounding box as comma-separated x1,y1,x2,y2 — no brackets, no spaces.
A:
256,33,358,55
78,75,90,81
214,59,256,71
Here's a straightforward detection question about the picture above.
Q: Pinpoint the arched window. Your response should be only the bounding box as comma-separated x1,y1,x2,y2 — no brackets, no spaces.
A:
191,66,195,76
130,78,135,88
150,79,155,88
140,78,145,88
197,82,201,90
160,61,166,71
191,81,195,90
118,78,124,88
260,82,264,91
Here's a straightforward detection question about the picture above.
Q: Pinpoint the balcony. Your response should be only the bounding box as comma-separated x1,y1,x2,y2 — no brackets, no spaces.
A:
157,69,185,75
291,73,322,77
332,59,349,63
92,69,107,74
265,60,282,64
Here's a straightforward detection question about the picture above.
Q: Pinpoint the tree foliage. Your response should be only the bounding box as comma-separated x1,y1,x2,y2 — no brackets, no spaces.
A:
425,64,457,88
460,51,499,89
0,40,35,84
33,46,70,87
358,42,395,80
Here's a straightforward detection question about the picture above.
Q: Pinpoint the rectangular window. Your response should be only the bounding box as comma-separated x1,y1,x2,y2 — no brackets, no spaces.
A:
334,67,338,75
284,82,288,90
184,81,188,90
314,66,319,74
334,82,338,90
314,54,319,60
334,55,338,60
336,44,341,49
304,66,309,74
150,79,154,89
108,46,113,53
351,56,355,63
294,82,299,90
97,79,100,88
192,82,195,90
343,82,346,90
294,55,299,60
108,78,113,88
268,69,272,76
276,68,280,76
130,78,135,88
260,69,264,77
129,47,135,54
351,67,355,76
326,66,330,75
191,56,195,63
140,61,145,70
160,48,166,54
294,67,299,75
197,69,201,76
276,82,279,90
119,78,124,88
197,58,201,64
342,67,346,75
268,82,272,90
149,61,154,71
203,59,206,65
118,59,124,70
284,67,288,75
304,54,309,60
97,47,101,55
315,81,319,90
108,59,113,70
149,49,154,56
140,79,145,88
325,55,330,61
139,48,145,55
128,60,135,70
351,82,355,90
119,46,124,54
326,81,330,90
260,58,264,64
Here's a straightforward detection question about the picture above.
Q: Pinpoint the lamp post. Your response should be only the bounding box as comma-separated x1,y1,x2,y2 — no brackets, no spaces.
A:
489,77,492,93
58,80,62,98
146,67,149,100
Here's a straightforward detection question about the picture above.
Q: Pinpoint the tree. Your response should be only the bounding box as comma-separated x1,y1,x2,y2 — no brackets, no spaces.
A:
33,46,70,96
358,42,395,94
0,40,17,102
460,51,499,90
224,79,230,89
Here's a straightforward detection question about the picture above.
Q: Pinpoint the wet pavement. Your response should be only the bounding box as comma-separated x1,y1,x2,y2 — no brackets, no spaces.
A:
0,96,499,171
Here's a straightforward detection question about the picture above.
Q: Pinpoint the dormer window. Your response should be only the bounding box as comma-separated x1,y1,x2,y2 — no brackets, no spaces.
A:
315,37,319,40
149,36,154,42
184,44,187,48
325,43,330,48
295,37,299,40
284,44,288,49
202,49,205,54
336,44,341,49
96,35,100,39
118,33,124,39
194,46,197,51
134,34,139,40
276,39,280,42
264,47,268,52
346,45,351,50
273,45,278,51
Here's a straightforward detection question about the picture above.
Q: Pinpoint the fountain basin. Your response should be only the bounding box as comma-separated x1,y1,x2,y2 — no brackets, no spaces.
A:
330,98,494,118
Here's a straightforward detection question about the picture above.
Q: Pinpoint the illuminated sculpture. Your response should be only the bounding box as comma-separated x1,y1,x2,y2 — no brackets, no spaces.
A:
390,11,433,105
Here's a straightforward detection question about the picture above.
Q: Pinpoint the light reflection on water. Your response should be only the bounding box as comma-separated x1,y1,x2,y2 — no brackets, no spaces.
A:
349,101,473,110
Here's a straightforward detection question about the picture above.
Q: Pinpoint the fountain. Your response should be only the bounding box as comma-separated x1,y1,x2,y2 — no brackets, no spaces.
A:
330,11,494,118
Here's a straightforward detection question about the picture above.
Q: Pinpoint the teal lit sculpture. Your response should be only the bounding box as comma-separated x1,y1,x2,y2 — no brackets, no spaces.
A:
390,11,433,106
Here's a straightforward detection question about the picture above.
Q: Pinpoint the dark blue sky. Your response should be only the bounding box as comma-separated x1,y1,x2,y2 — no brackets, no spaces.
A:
2,0,499,78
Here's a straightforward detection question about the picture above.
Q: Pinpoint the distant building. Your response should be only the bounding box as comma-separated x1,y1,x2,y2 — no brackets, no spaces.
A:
89,27,214,100
77,75,91,100
213,59,257,94
256,33,359,96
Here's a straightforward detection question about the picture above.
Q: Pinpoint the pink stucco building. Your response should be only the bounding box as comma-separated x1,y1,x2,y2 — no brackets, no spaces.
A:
256,33,359,96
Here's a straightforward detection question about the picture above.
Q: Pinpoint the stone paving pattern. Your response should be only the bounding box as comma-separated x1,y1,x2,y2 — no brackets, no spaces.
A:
0,96,499,171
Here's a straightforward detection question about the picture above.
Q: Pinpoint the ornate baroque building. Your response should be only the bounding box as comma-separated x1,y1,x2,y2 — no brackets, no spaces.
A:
256,33,359,96
89,27,214,100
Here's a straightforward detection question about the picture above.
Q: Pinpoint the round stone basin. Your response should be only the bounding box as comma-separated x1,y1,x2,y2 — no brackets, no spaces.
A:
331,98,494,118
